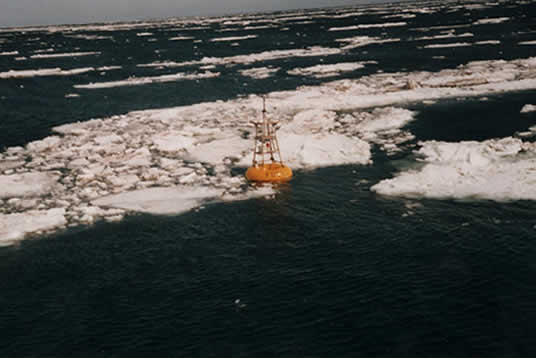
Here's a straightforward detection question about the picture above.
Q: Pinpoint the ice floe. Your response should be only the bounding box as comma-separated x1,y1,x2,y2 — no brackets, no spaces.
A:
423,42,472,48
239,67,279,79
138,46,342,69
371,137,536,201
0,67,95,79
243,25,273,31
0,209,67,246
382,13,417,19
3,56,536,243
210,35,258,42
521,104,536,113
96,66,122,71
0,51,18,56
67,34,113,40
336,36,400,50
92,186,224,215
324,11,366,19
519,41,536,45
169,36,195,41
410,24,472,32
287,62,373,78
30,51,101,59
0,172,60,199
329,22,407,31
349,107,416,154
473,17,510,25
33,48,55,54
414,32,474,41
74,71,220,89
474,40,501,45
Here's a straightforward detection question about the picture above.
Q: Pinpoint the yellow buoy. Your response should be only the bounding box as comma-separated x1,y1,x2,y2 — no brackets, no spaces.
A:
246,96,293,183
246,162,293,183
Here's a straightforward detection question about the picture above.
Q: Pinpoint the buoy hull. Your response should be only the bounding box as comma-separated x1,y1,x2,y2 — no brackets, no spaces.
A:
246,163,293,183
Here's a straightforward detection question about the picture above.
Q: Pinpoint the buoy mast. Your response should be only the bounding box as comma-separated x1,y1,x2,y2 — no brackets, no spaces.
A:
246,96,292,183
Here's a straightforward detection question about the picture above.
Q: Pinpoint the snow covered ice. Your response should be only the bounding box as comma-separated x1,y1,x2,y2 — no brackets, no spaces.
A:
521,104,536,113
372,138,536,201
2,55,536,243
74,71,220,89
287,62,373,78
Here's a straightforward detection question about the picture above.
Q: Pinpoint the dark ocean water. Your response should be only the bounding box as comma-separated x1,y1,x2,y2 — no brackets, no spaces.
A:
2,0,536,356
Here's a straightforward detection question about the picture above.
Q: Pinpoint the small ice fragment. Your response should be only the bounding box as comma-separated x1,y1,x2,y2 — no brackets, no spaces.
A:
0,172,58,199
521,104,536,113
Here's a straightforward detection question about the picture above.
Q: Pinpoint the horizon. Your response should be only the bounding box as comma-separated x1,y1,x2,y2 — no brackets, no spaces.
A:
0,0,399,29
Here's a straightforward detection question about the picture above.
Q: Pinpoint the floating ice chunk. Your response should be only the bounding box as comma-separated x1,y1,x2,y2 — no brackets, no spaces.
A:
521,104,536,113
92,186,224,215
152,133,196,153
371,137,536,201
137,32,153,36
410,24,472,32
137,61,195,69
383,13,416,19
76,206,124,223
201,46,342,65
93,134,122,146
137,46,342,69
285,109,338,134
338,107,416,154
423,42,471,48
220,185,276,202
0,51,18,56
68,34,113,40
354,107,415,133
0,160,24,172
473,17,509,25
210,35,258,42
325,11,366,19
169,36,194,41
26,136,61,152
2,55,536,241
0,67,94,79
123,148,152,167
65,93,80,98
276,15,311,22
519,41,536,46
0,172,59,199
0,208,67,245
96,66,122,71
239,67,279,79
329,22,407,31
414,32,474,41
243,25,272,30
30,52,100,59
74,71,220,89
417,70,489,88
52,121,90,135
279,133,371,168
336,36,400,50
474,40,501,45
187,137,250,164
287,62,370,78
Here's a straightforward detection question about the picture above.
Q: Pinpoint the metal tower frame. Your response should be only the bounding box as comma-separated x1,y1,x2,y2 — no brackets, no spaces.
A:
251,96,284,167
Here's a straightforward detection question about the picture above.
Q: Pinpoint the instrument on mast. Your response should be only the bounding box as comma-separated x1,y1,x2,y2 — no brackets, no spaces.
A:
245,96,292,183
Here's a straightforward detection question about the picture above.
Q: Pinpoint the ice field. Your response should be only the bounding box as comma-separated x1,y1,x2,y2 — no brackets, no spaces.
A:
1,1,536,354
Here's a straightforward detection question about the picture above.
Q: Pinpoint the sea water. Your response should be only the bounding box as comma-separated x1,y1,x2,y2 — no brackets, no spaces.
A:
1,0,536,356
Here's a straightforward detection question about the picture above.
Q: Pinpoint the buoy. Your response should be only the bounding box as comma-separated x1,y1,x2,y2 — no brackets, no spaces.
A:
246,96,292,183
